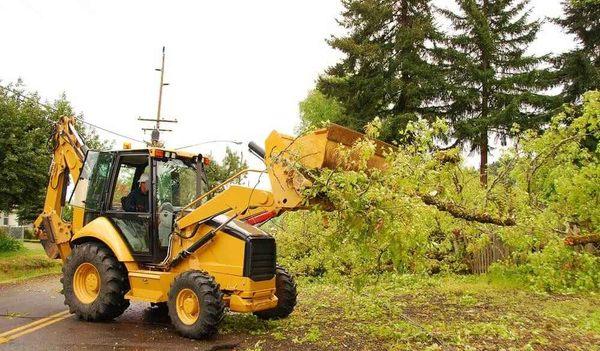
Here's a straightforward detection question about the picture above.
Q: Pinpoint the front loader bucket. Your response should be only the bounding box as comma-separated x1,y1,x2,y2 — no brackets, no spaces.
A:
264,124,395,209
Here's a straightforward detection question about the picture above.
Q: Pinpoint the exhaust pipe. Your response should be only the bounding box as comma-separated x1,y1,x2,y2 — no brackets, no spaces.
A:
248,141,265,160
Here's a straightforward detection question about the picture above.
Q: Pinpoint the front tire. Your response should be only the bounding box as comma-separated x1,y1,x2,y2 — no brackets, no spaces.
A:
167,271,225,339
254,265,297,320
62,242,130,321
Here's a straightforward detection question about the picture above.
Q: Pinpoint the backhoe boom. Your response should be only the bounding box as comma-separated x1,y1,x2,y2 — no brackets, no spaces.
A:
34,116,87,260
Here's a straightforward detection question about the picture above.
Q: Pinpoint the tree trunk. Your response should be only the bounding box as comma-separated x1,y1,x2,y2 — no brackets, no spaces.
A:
480,130,488,186
479,0,490,187
397,0,410,112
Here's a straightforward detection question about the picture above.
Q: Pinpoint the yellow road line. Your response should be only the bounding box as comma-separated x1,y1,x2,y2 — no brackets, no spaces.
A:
0,310,69,338
0,310,71,344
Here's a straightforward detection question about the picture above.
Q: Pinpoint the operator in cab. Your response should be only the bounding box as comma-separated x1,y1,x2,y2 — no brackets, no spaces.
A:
122,173,149,212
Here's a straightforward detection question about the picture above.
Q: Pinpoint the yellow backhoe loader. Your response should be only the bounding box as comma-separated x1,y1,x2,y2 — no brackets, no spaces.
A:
35,116,391,339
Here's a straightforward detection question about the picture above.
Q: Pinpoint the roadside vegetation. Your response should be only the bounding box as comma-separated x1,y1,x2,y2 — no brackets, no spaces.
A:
0,236,61,283
0,230,23,253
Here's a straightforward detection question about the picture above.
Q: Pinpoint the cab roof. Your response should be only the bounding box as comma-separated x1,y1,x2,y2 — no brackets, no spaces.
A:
117,147,198,159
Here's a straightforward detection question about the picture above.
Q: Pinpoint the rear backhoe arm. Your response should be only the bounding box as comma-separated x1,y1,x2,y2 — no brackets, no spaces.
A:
34,116,87,260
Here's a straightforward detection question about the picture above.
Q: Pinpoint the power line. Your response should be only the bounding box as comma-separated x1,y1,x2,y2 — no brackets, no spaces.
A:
174,140,244,150
0,83,147,144
0,84,55,113
77,118,147,144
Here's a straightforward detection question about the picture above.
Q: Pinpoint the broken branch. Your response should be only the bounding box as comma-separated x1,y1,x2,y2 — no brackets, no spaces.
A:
418,193,516,226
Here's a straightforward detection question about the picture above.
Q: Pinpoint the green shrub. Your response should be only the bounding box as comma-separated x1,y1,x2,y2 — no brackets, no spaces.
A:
0,233,24,252
24,228,36,240
525,241,599,293
488,242,600,293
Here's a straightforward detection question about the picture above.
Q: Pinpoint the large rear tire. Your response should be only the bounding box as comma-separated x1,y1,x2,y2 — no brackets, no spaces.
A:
254,265,297,320
167,270,225,339
62,242,130,321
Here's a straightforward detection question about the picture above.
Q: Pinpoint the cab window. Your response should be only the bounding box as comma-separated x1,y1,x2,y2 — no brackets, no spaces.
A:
156,158,198,208
70,151,114,211
156,158,198,247
111,155,149,212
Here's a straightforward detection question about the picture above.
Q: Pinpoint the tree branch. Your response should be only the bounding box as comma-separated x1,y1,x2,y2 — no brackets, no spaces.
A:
418,193,516,226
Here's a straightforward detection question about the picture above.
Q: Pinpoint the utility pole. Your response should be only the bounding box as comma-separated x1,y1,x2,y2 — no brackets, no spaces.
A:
139,46,177,147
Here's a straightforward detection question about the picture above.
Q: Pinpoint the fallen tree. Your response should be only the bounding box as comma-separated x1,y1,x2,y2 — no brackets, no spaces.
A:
418,193,516,226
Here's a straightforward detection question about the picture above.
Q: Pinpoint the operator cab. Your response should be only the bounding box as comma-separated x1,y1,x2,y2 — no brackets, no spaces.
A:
70,147,207,264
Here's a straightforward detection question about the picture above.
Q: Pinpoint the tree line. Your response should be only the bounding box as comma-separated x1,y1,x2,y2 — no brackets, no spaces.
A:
0,82,108,222
300,0,599,185
0,82,247,224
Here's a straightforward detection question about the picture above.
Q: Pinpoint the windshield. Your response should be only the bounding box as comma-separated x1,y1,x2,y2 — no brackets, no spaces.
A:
70,151,114,211
156,158,198,208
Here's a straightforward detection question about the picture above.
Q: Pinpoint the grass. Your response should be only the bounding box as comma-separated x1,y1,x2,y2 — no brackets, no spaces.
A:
0,241,61,283
224,273,600,351
0,243,597,350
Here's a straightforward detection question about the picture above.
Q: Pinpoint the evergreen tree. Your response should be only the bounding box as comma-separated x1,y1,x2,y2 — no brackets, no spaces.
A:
553,0,600,103
440,0,555,185
316,0,446,143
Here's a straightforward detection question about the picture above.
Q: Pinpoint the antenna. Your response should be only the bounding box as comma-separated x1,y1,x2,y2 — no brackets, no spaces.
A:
139,46,177,147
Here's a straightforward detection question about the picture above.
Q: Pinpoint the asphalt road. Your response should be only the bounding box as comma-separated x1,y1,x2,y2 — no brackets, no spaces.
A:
0,275,243,350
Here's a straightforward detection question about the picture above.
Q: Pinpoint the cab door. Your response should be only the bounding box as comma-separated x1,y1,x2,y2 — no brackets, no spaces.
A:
70,151,114,230
105,153,154,263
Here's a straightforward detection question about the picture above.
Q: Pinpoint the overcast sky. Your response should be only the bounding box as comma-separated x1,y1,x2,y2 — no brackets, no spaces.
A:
0,0,576,185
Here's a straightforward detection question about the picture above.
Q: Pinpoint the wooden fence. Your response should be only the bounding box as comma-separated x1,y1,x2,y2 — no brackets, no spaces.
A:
469,234,509,274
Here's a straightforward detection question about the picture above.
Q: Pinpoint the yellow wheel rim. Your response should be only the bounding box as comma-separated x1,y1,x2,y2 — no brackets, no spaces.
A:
176,288,200,325
73,262,100,304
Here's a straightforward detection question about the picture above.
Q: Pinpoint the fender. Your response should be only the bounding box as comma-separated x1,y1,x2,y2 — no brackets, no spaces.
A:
71,216,135,262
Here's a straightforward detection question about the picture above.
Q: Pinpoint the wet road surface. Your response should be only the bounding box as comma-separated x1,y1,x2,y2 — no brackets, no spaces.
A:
0,275,243,350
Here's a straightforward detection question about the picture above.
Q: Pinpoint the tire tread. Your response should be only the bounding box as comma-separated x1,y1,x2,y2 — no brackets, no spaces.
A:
254,265,297,320
62,242,130,321
167,270,225,339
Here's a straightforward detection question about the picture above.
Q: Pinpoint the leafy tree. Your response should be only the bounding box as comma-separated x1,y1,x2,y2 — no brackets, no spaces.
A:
440,0,556,185
298,90,344,132
0,81,107,223
316,0,446,142
552,0,600,103
204,147,248,188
